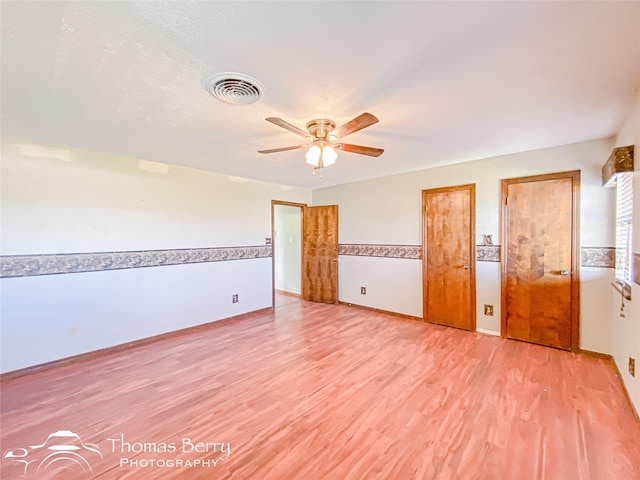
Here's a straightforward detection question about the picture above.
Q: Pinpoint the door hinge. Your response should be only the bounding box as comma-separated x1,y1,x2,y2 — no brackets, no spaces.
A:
505,196,509,206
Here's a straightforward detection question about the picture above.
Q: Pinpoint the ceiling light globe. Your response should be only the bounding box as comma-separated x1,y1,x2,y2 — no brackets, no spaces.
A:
305,145,321,166
322,146,337,166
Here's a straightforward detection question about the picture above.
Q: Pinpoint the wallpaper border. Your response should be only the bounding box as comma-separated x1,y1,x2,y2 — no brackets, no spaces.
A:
0,244,617,278
0,246,272,278
580,247,616,268
338,244,422,259
338,244,615,268
476,245,500,262
338,244,503,262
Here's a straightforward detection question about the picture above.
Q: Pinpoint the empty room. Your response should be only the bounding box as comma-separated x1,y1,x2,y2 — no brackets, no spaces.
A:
1,1,639,479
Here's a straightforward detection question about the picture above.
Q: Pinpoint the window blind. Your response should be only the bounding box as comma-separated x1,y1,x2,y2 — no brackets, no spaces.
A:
615,172,633,288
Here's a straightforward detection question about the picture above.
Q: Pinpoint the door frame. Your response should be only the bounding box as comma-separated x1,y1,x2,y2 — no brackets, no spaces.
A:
271,200,307,308
499,170,581,351
421,183,476,329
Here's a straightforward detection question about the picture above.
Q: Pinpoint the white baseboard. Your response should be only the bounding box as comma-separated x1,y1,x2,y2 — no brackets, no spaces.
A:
476,327,500,337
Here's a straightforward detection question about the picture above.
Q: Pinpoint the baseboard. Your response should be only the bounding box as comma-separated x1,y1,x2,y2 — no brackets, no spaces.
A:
275,289,301,298
576,348,613,360
338,301,422,321
476,328,500,337
0,307,272,382
609,355,640,424
577,349,638,423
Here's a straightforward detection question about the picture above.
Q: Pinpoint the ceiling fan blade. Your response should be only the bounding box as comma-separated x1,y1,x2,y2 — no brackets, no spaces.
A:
333,112,379,139
337,143,384,157
265,117,310,137
258,145,307,154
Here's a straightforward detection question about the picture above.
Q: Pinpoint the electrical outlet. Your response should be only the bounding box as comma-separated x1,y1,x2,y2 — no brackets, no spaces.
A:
629,357,636,377
232,294,239,304
69,326,78,336
361,287,366,295
484,304,494,316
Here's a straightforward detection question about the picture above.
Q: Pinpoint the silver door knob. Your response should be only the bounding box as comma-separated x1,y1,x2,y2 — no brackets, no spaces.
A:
463,264,470,270
560,270,569,276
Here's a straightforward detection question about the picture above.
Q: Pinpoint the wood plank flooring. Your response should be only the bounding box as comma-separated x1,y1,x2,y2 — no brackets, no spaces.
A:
1,297,639,479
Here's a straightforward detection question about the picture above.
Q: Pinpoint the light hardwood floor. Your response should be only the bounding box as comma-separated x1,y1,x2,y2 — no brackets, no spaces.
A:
1,297,639,479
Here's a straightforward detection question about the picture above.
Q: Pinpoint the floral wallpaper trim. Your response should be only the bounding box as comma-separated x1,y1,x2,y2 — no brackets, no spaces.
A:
581,247,615,268
0,246,272,278
0,245,617,278
338,244,502,262
338,244,422,259
476,245,501,262
338,244,615,268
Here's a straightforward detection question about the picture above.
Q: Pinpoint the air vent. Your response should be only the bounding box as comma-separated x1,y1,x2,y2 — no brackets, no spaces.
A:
203,72,265,105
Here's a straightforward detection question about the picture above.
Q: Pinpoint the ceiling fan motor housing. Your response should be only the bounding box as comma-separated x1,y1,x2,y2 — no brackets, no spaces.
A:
306,119,336,139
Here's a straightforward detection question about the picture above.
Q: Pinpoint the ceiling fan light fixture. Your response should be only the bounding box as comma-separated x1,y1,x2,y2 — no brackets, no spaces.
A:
322,145,337,166
259,112,383,177
305,145,321,166
306,142,338,168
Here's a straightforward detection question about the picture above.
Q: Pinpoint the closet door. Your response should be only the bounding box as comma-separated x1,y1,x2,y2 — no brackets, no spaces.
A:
422,184,476,330
501,172,580,350
302,205,339,304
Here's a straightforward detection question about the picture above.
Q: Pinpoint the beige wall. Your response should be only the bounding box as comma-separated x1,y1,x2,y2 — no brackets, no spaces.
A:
0,137,311,373
1,138,310,254
611,92,639,414
313,138,615,353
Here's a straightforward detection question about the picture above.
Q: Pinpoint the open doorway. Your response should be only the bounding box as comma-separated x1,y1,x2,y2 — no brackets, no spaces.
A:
271,201,305,307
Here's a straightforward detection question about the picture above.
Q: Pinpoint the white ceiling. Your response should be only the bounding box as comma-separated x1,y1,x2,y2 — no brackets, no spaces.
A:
2,1,639,189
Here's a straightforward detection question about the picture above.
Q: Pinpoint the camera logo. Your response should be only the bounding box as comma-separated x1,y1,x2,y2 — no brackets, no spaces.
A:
3,430,102,478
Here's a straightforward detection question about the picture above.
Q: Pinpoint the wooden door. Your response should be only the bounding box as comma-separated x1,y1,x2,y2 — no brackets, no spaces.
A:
501,171,580,351
302,205,338,304
422,184,476,330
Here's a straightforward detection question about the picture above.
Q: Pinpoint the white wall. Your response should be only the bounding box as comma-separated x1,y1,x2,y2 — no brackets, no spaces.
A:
0,137,311,373
1,139,311,254
339,256,423,316
1,260,271,371
612,92,640,414
274,204,302,294
313,138,615,353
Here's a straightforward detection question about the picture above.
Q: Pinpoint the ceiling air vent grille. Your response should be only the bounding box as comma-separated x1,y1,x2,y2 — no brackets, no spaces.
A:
204,72,265,105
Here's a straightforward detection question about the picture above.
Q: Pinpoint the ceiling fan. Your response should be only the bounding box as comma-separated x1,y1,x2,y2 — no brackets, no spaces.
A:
258,112,384,176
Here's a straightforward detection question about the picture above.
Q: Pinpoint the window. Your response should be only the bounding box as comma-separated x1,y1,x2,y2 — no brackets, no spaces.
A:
614,171,633,299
